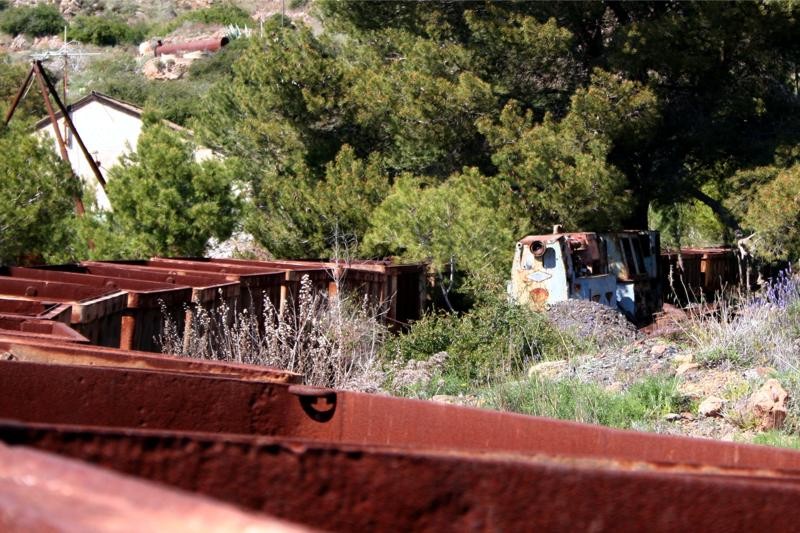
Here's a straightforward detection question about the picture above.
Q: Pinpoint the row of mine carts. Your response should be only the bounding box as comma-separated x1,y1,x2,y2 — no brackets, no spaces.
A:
0,257,427,352
1,293,800,529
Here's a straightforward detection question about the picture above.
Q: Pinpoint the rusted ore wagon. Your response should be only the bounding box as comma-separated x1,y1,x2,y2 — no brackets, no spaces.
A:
0,277,126,347
109,258,289,317
0,316,87,344
0,298,71,323
1,266,192,352
0,444,308,532
194,257,427,326
3,338,800,531
661,247,740,303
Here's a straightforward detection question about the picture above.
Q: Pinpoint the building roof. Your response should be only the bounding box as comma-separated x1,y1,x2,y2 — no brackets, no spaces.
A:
34,90,189,134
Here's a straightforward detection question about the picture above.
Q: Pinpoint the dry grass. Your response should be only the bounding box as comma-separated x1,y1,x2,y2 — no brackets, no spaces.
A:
680,270,800,371
160,274,389,390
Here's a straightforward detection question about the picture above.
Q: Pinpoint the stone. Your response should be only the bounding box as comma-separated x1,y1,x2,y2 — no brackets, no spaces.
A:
745,379,789,431
743,367,775,381
698,396,725,418
663,413,682,422
527,360,568,379
673,354,694,364
675,362,700,376
649,344,668,356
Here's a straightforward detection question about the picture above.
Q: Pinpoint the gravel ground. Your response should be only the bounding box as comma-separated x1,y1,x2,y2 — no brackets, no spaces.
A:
546,299,642,349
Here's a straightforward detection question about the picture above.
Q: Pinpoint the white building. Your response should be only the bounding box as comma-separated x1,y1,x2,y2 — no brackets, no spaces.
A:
35,91,212,210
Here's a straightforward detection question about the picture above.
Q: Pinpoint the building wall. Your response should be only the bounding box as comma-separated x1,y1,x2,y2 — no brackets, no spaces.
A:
38,100,143,210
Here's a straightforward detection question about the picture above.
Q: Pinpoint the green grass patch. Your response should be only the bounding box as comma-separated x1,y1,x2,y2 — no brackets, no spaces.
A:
484,375,690,430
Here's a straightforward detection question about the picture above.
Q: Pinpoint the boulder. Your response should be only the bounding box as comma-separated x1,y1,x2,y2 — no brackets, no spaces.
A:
698,396,725,418
746,379,789,430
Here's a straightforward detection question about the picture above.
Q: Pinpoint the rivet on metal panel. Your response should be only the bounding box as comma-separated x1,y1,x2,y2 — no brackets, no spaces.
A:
24,287,37,297
288,385,337,423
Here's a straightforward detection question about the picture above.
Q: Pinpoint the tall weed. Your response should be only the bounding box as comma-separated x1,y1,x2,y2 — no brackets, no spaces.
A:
161,274,387,390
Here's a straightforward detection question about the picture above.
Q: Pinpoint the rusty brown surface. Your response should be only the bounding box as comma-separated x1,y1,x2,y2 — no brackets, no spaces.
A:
0,317,88,343
0,336,300,384
0,299,71,323
5,358,800,473
155,37,229,57
76,261,240,305
187,257,426,324
0,277,127,347
4,266,194,352
0,442,309,533
4,421,800,532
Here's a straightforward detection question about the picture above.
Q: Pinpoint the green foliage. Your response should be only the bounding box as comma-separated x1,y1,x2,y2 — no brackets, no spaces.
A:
0,125,79,265
487,375,687,429
744,164,800,261
0,4,65,37
69,15,146,46
464,7,576,111
384,290,570,386
0,54,44,120
751,431,800,450
478,69,658,233
153,3,251,36
244,144,389,258
89,123,238,258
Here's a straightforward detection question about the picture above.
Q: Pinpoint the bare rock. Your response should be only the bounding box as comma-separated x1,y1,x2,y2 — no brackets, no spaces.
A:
698,396,725,418
142,57,190,81
676,362,700,376
746,379,789,431
139,40,156,57
527,360,568,380
649,344,668,356
9,34,30,51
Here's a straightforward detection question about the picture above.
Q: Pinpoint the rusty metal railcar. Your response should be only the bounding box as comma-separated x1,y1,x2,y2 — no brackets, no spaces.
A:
3,266,192,352
510,230,662,324
204,257,427,326
0,277,127,347
0,299,71,323
5,337,800,531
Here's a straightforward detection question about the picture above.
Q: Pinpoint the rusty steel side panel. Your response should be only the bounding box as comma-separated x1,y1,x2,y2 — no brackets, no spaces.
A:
0,443,308,533
0,278,127,348
0,299,71,323
5,422,800,533
144,258,285,318
206,257,427,323
5,359,800,473
8,266,194,352
76,262,240,305
0,317,88,343
0,360,317,436
0,337,300,384
661,250,704,304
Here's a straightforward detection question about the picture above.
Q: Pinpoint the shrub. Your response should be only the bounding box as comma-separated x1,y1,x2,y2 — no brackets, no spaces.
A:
384,291,575,387
152,3,252,37
0,124,79,265
69,15,146,46
0,4,65,37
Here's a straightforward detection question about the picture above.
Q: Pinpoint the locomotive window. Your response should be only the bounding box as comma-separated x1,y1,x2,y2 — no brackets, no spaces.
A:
631,237,646,274
543,248,557,269
621,237,639,275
